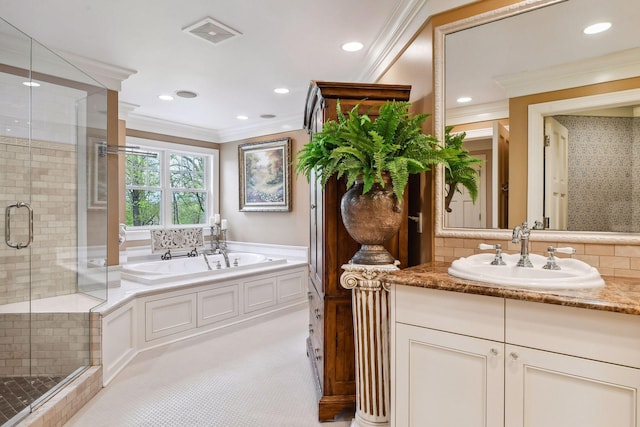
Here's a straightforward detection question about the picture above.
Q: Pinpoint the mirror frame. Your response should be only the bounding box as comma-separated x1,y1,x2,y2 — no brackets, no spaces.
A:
434,0,640,244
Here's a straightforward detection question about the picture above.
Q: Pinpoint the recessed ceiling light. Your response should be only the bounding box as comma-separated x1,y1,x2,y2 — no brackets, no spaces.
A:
457,96,472,103
158,94,174,101
22,81,40,87
236,115,249,120
274,88,289,94
260,114,276,119
176,90,198,99
583,22,612,35
342,41,363,52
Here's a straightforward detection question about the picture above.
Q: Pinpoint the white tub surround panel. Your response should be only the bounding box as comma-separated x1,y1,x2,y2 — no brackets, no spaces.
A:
101,260,307,385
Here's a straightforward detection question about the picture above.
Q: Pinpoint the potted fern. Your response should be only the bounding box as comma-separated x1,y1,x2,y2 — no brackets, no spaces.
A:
295,100,450,264
443,126,483,213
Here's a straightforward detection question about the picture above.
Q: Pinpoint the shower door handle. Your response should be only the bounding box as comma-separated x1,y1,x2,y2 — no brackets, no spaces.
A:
5,202,33,249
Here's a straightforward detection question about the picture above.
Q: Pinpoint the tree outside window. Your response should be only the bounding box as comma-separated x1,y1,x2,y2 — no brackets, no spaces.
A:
125,148,213,228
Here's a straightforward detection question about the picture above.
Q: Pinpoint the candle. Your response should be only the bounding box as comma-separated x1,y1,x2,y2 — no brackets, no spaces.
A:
220,219,228,230
209,216,215,227
214,213,221,225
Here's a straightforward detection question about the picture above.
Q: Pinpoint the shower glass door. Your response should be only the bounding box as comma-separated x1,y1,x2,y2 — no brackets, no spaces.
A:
1,18,108,425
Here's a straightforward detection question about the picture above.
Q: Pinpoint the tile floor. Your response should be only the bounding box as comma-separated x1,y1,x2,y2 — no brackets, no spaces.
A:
0,376,64,424
65,307,352,427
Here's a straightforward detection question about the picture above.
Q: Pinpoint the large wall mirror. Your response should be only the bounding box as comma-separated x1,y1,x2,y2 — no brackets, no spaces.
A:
434,0,640,243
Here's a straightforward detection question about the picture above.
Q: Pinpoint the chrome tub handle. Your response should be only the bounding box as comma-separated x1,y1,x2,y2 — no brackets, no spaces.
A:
5,202,33,249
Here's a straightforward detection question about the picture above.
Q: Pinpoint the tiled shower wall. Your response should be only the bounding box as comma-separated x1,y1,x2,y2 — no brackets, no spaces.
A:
0,137,78,305
554,115,640,232
0,313,91,377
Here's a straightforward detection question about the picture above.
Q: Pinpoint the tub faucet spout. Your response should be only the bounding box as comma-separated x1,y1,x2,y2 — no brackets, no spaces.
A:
512,221,533,268
216,248,231,268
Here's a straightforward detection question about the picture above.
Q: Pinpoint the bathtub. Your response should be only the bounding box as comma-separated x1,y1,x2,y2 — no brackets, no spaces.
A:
121,252,287,285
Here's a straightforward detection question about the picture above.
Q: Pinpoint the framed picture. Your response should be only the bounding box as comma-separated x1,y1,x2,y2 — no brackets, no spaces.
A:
88,138,108,209
238,138,291,212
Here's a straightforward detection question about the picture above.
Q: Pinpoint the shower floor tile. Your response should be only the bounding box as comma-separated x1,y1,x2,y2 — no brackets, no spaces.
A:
0,376,64,424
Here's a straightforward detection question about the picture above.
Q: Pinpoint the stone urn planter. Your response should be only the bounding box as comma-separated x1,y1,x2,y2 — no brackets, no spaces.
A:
341,175,403,265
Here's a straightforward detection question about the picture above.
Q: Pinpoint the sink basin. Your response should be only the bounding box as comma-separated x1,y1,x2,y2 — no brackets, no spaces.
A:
448,253,605,290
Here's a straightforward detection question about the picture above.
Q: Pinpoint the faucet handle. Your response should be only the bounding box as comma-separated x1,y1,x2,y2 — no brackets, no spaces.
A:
554,247,576,255
478,243,506,265
478,243,498,250
548,246,576,255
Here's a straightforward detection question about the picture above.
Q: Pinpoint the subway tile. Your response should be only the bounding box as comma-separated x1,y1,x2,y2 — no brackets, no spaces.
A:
615,245,640,258
600,255,630,269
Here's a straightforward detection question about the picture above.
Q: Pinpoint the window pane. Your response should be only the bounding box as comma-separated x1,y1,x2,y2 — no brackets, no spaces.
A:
126,189,161,226
170,154,204,189
126,154,160,187
171,192,206,225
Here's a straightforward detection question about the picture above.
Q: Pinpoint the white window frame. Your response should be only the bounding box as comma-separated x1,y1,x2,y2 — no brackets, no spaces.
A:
124,136,219,241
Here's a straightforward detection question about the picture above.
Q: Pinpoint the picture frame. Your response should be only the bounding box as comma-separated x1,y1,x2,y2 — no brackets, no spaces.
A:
88,138,108,210
238,138,291,212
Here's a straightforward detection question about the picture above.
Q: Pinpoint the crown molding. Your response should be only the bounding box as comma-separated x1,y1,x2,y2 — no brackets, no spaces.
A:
445,100,509,126
124,112,219,143
495,47,640,98
118,101,139,120
357,0,475,83
215,113,304,143
54,49,137,91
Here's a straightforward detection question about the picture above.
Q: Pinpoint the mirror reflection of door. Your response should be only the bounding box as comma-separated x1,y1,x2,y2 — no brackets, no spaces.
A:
544,117,569,230
445,153,487,228
495,122,509,229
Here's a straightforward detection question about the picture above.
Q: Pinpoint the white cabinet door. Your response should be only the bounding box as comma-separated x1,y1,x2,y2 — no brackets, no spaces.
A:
505,344,640,427
395,323,504,427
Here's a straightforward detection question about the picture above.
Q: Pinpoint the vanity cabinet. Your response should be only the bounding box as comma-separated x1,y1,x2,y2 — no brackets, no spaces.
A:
392,285,640,427
395,324,504,426
303,81,411,420
505,344,640,426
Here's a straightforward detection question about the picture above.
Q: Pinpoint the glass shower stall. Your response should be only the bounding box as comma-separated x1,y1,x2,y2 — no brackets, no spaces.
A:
0,18,108,426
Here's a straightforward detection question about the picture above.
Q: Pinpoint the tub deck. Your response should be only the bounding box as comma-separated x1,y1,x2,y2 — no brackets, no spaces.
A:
0,293,104,314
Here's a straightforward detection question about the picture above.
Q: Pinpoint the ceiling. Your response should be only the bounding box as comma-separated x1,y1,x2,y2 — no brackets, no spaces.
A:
0,0,465,143
445,0,640,122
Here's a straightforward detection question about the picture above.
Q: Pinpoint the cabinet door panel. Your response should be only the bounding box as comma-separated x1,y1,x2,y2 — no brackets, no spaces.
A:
145,294,196,341
197,285,239,327
505,344,640,427
395,323,504,427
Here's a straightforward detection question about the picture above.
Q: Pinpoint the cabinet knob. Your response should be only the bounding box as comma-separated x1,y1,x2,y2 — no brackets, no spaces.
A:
510,352,519,360
490,348,499,356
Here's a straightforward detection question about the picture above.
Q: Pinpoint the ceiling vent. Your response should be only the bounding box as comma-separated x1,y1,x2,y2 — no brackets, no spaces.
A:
182,17,242,45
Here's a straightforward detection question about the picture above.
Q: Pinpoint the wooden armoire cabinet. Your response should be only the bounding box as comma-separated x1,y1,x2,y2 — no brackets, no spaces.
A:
303,81,411,421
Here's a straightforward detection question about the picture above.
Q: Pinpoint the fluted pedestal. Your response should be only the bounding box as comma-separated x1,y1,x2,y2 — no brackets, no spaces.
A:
340,263,399,427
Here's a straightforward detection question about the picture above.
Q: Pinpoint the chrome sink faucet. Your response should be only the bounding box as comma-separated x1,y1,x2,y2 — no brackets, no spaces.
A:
512,221,533,267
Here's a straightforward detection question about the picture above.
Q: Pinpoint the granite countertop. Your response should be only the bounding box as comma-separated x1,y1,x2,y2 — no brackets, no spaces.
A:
383,262,640,316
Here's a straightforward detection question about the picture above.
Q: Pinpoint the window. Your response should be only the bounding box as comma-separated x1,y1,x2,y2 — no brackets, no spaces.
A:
124,139,218,229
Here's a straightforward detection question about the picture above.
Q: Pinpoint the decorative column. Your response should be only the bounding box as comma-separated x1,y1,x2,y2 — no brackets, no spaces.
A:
340,262,399,427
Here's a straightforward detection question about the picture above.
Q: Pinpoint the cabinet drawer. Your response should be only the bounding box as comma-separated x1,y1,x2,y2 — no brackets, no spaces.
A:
395,285,504,342
308,282,324,349
506,299,640,368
